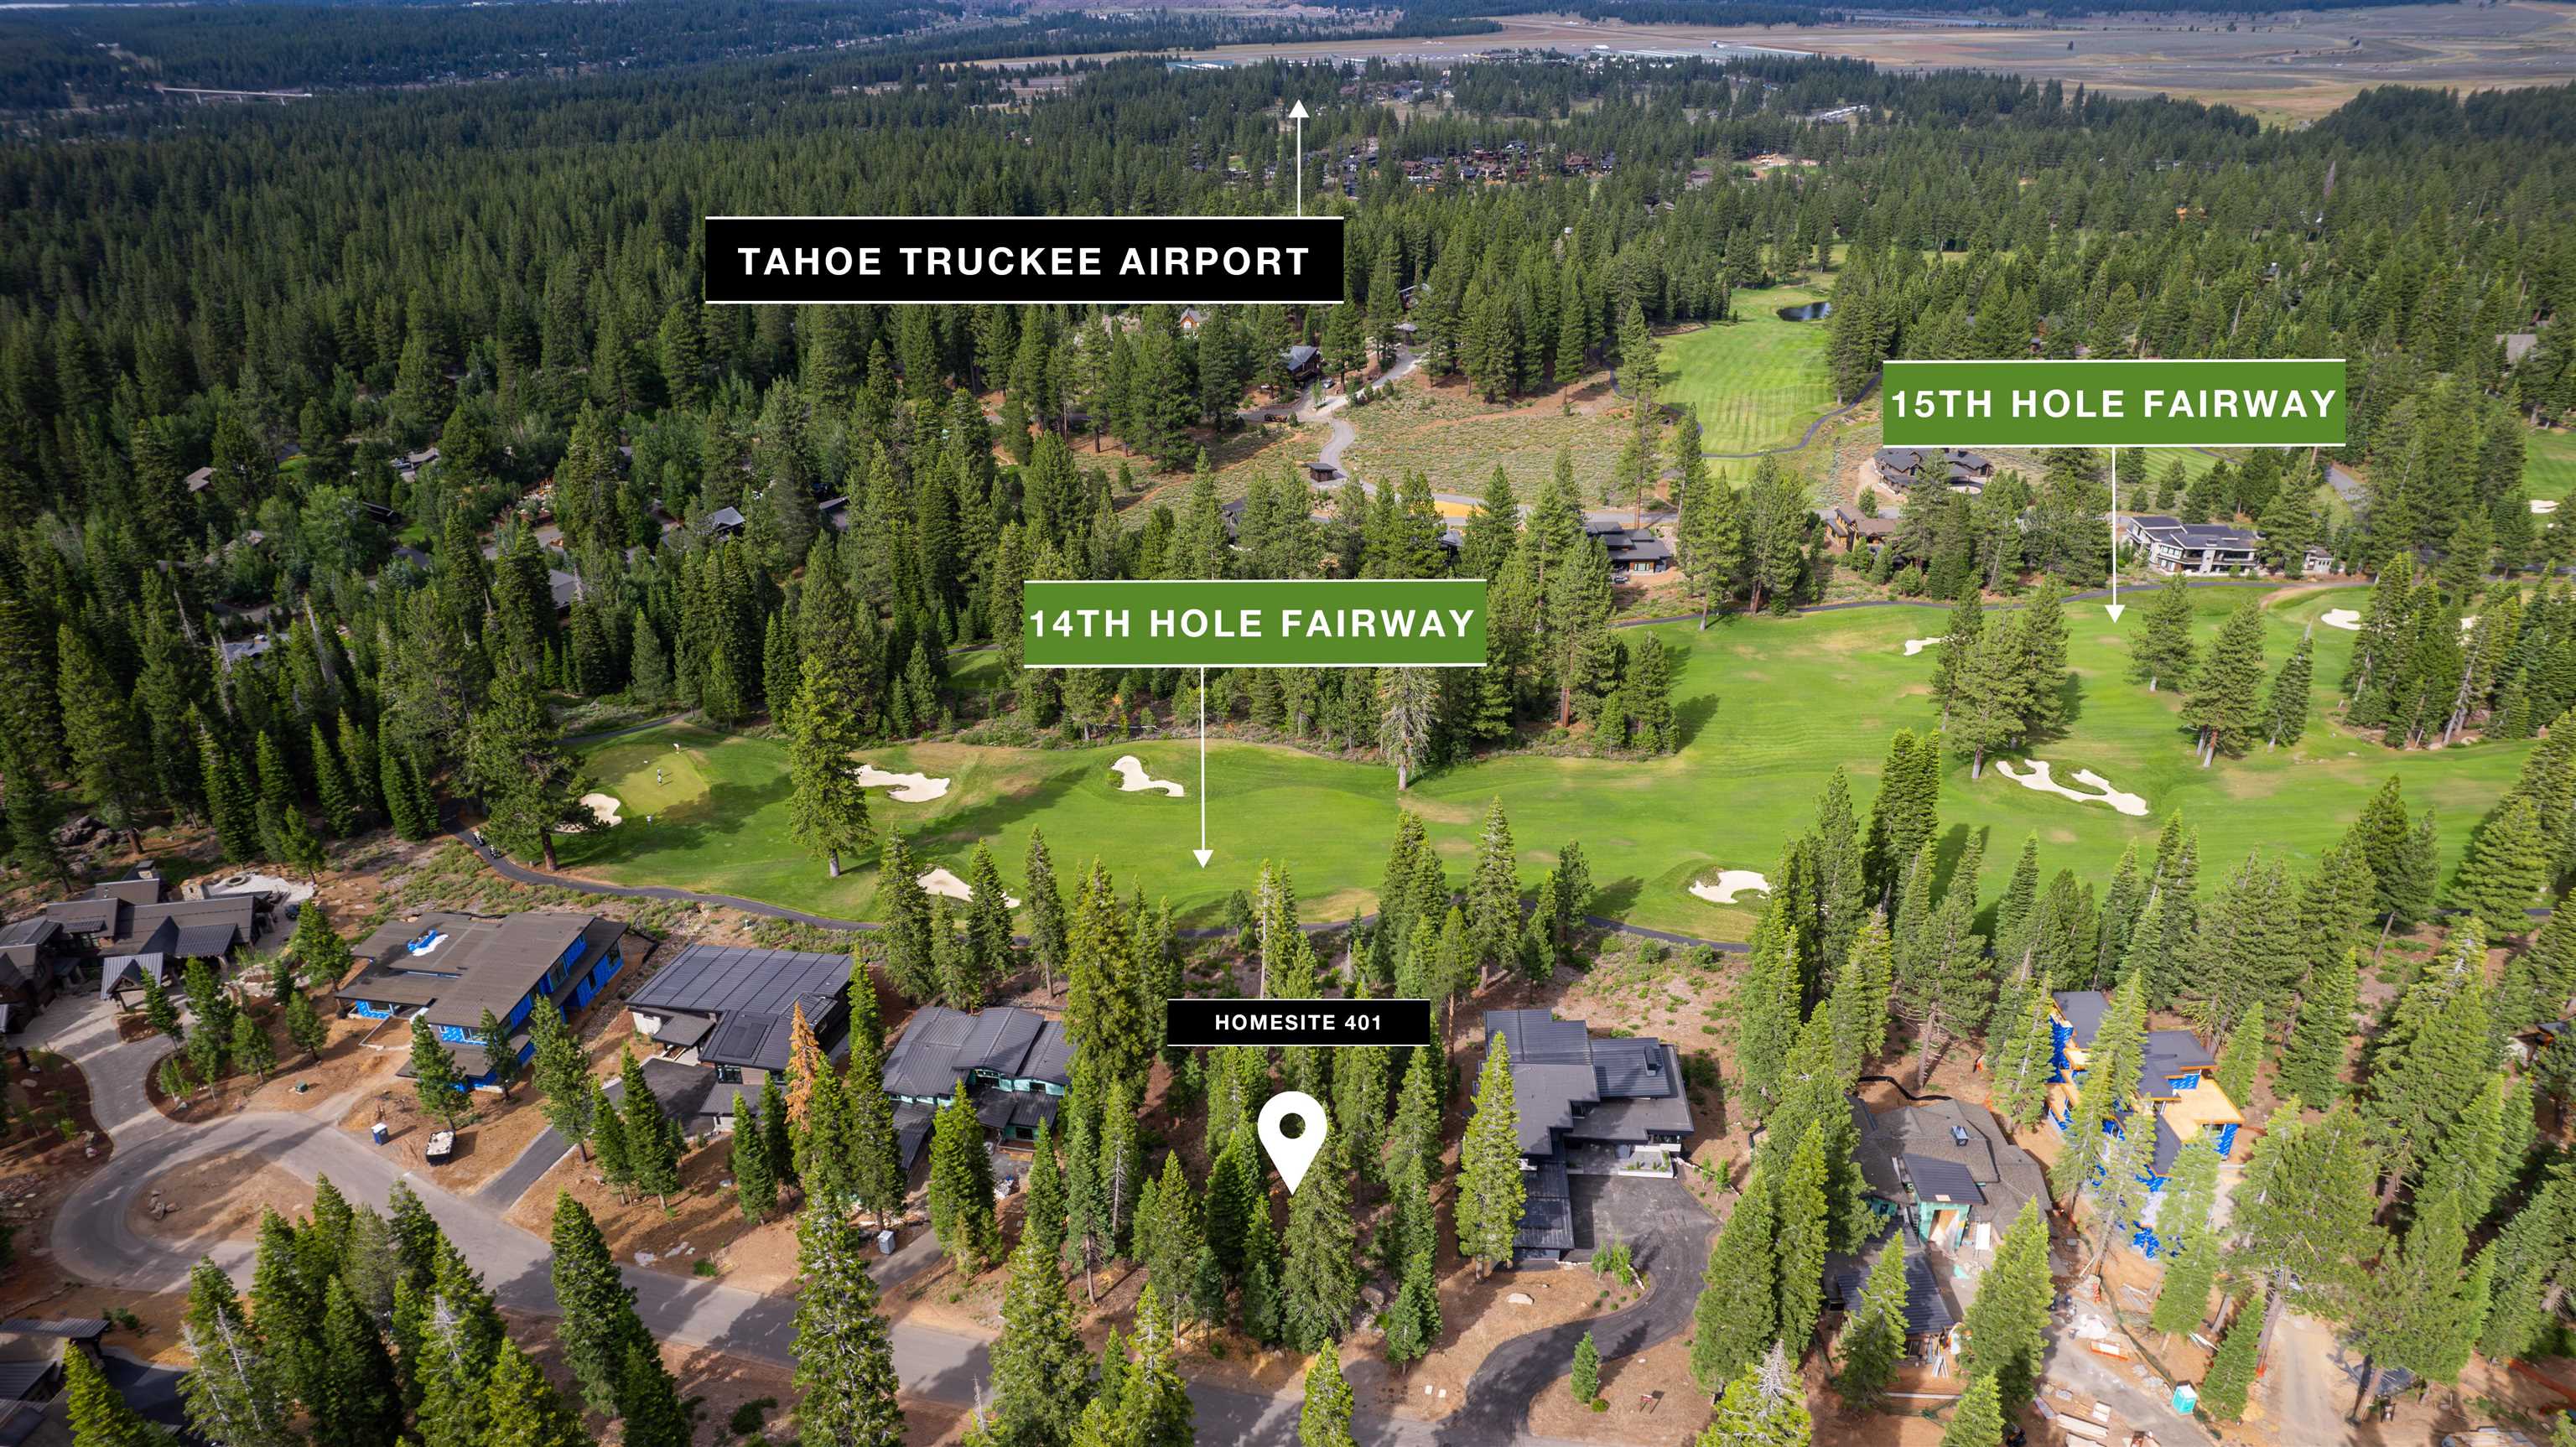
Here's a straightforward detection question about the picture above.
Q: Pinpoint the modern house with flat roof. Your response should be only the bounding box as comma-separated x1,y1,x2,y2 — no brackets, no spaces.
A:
333,910,628,1090
627,944,850,1132
1483,1009,1695,1263
880,1004,1072,1166
2122,514,2263,575
2048,989,2242,1253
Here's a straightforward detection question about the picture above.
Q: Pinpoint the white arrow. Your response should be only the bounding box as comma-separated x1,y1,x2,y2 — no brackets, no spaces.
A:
1193,665,1213,867
1288,100,1308,217
2105,449,2125,622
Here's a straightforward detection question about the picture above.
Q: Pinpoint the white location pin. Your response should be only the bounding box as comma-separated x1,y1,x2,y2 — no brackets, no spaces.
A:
1256,1091,1330,1195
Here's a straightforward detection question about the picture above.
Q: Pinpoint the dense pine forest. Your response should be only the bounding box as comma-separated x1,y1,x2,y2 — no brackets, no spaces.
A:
0,48,2570,879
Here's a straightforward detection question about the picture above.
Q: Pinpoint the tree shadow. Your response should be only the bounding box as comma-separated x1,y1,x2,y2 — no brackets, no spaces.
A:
1588,876,1644,924
1674,692,1720,752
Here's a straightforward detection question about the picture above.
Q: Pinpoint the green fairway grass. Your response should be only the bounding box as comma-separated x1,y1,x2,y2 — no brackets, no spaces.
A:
553,583,2533,941
2524,427,2576,504
1659,287,1837,455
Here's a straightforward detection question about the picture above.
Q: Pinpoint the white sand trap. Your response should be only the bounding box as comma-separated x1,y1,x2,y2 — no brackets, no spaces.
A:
2535,500,2559,515
1902,637,1943,656
854,764,951,802
2319,609,2363,631
1994,760,2149,817
1688,869,1772,905
1111,755,1185,797
556,793,621,831
917,867,1021,909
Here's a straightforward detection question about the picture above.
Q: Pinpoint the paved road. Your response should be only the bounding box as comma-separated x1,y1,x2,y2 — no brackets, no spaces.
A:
26,992,1616,1444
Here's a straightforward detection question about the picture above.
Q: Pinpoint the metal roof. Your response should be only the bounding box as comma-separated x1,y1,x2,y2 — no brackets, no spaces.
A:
630,945,849,1019
0,1318,106,1339
1485,1011,1693,1160
2143,1029,2216,1081
420,913,615,1029
880,1005,1066,1099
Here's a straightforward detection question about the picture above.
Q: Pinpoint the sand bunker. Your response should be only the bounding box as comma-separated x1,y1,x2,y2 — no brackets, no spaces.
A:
1688,869,1772,905
854,764,951,802
2319,609,2362,631
917,868,1021,909
1994,760,2148,817
2535,500,2559,515
1902,637,1943,656
556,793,621,830
1111,756,1185,797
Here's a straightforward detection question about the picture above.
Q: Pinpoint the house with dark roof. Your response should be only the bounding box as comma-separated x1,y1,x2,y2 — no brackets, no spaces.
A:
1581,516,1676,576
1824,1235,1958,1361
1,869,262,1008
1280,345,1321,382
2048,989,2241,1253
1873,447,1992,495
627,944,851,1132
881,1004,1071,1166
702,506,747,537
0,918,70,1032
2122,514,2263,576
332,910,628,1090
1483,1010,1695,1263
1820,506,1903,552
1849,1095,2045,1252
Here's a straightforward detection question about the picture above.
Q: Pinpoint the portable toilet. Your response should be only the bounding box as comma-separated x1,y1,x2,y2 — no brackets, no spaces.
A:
2172,1382,2199,1415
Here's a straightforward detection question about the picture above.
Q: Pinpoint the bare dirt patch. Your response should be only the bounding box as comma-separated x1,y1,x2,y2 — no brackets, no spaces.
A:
127,1149,316,1256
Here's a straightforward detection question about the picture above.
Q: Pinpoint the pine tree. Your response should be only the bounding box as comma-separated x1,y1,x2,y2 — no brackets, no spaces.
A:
620,1046,683,1210
846,1033,906,1230
527,998,594,1159
786,657,875,876
1282,1133,1361,1350
2148,1136,2224,1337
1988,986,2059,1128
231,1009,277,1081
181,1260,297,1447
2215,1000,2264,1107
1773,1123,1831,1359
1702,1344,1812,1447
548,1191,648,1416
1456,1034,1526,1273
65,1341,174,1447
2129,572,2197,692
613,1341,692,1447
790,1201,908,1447
2459,794,2551,936
2278,947,2360,1104
378,721,433,841
2265,630,2315,748
283,988,327,1065
1835,1241,1908,1412
481,1341,588,1447
312,1276,401,1447
1690,1163,1779,1393
733,1091,777,1221
2238,1102,2381,1313
927,1088,1000,1273
1570,1331,1602,1405
464,670,586,869
1961,1199,2052,1411
1297,1347,1358,1447
2053,969,2146,1210
56,622,153,839
1733,901,1804,1122
989,1227,1092,1447
1938,1372,2006,1447
309,722,356,836
2195,1292,2264,1420
408,1014,472,1128
2182,600,2267,765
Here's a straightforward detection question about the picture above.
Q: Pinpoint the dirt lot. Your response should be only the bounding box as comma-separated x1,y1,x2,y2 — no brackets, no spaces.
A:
127,1149,316,1257
503,1124,813,1294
